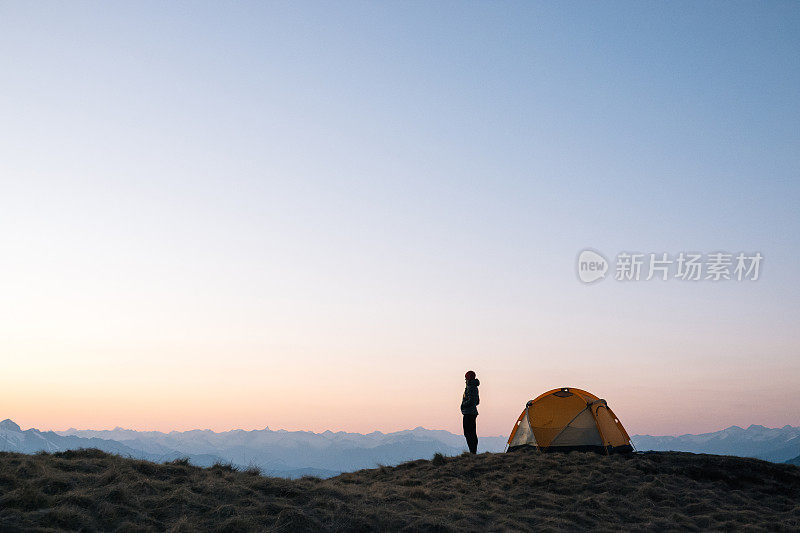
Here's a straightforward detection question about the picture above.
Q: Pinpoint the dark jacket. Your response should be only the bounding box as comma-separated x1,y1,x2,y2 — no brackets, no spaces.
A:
460,378,480,415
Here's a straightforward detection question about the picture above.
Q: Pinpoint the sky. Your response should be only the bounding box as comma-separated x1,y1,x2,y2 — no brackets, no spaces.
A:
1,1,799,437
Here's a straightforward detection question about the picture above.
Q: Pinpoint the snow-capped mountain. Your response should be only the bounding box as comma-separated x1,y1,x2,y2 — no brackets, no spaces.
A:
6,417,799,476
632,424,800,462
1,419,507,478
0,418,153,458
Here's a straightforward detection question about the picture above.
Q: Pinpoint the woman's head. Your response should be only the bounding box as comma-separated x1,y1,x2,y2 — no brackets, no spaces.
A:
465,370,476,381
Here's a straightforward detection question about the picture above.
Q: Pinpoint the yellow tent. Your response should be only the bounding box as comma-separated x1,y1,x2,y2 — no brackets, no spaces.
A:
507,387,633,454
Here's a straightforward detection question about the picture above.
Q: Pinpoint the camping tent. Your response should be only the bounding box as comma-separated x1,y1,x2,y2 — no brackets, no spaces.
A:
506,387,633,454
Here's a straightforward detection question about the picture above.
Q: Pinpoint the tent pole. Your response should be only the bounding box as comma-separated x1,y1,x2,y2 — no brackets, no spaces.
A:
588,402,610,455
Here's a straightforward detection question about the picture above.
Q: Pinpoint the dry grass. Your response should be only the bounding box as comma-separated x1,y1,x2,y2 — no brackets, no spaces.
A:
1,448,799,531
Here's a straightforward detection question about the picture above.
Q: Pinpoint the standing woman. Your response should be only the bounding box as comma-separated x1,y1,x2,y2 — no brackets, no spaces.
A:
460,370,480,454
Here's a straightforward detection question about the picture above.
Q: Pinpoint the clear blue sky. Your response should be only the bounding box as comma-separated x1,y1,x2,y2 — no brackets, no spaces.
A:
1,2,798,435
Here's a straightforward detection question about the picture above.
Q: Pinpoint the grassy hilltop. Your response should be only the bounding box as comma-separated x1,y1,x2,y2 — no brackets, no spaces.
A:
1,448,799,532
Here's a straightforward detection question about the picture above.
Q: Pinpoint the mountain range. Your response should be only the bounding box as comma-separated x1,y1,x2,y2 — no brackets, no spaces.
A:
630,424,800,463
0,419,506,478
3,418,799,476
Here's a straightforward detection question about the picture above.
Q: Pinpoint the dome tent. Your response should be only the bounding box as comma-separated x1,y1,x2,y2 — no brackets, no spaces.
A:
506,387,633,454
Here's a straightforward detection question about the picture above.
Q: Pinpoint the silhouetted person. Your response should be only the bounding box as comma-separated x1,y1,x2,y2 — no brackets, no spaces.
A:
461,370,480,454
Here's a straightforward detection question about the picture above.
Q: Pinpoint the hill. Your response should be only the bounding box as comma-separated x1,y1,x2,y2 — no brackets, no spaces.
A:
1,448,798,531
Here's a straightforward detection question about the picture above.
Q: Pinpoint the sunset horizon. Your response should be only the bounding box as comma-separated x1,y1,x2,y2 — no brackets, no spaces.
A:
2,0,799,462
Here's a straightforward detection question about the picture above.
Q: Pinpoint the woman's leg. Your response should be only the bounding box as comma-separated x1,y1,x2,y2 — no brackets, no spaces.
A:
463,414,478,454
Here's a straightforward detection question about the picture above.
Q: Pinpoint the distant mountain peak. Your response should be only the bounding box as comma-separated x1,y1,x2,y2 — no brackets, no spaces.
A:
633,423,800,463
0,419,21,432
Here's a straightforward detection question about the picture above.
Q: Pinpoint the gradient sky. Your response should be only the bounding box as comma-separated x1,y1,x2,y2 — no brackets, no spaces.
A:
1,2,799,437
